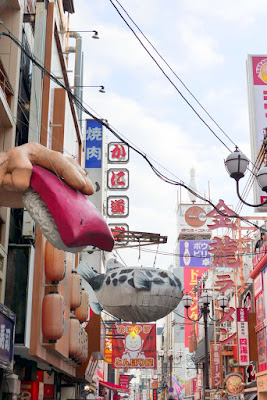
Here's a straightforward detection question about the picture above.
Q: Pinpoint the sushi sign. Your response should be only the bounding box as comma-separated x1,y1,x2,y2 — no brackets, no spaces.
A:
112,323,157,369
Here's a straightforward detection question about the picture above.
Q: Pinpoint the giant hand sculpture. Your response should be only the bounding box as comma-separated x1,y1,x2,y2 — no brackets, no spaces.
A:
0,143,94,208
0,143,114,253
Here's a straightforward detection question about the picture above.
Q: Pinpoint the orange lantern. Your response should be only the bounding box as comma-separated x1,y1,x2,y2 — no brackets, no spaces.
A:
70,270,82,311
42,291,64,343
188,334,195,353
45,241,65,283
69,314,80,360
74,289,88,322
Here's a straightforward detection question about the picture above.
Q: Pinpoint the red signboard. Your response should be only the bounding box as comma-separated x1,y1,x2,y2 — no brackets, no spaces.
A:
112,323,157,369
107,196,129,218
183,267,208,347
107,169,129,190
119,375,130,389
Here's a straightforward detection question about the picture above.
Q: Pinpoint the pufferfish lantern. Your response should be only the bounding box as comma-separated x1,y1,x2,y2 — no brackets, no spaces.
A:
76,259,183,322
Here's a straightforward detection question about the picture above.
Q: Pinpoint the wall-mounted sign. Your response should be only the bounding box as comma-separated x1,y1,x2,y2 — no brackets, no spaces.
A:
108,142,129,163
237,308,249,366
247,55,267,212
109,224,129,244
225,373,243,395
179,240,211,267
107,169,129,190
107,196,129,218
0,303,15,370
85,119,103,169
210,342,223,388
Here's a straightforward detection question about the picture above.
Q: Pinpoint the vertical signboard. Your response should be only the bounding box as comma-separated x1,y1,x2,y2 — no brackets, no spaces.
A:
237,308,249,366
85,119,104,210
183,267,208,347
210,342,223,388
83,119,105,273
247,55,267,211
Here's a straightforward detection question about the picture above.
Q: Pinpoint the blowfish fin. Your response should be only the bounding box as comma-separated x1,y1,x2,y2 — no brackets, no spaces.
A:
133,269,152,291
89,301,103,315
76,262,99,283
106,258,124,273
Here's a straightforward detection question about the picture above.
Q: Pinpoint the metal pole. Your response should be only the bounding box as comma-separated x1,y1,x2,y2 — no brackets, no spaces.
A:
203,305,209,399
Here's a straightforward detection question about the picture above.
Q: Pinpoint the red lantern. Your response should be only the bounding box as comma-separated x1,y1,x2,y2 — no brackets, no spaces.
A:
70,270,82,310
42,291,64,343
45,241,65,283
69,314,80,360
74,289,88,322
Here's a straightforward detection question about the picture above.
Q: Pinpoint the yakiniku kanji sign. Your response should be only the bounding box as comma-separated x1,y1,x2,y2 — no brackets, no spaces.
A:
112,323,157,369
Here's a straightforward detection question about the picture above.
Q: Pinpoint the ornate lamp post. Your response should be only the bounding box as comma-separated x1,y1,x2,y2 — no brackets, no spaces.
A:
182,292,228,399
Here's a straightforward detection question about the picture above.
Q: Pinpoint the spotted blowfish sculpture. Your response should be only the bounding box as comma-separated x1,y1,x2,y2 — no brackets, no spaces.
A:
76,261,183,322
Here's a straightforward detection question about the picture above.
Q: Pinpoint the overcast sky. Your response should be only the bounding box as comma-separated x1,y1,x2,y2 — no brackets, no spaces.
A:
69,0,267,270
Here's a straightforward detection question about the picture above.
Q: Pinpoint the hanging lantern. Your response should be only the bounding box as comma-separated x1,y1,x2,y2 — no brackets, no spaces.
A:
70,270,82,311
79,327,88,364
45,241,66,283
74,289,88,322
69,314,80,360
42,291,64,343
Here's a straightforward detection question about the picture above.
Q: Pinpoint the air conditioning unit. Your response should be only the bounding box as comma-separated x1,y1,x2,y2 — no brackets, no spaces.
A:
22,209,35,239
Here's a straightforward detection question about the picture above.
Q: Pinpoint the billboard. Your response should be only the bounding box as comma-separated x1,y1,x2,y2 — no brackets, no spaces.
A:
111,323,157,369
183,267,209,347
179,240,211,267
177,204,213,237
247,55,267,212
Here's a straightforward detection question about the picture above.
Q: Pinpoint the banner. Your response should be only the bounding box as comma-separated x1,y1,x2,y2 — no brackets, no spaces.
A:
112,323,157,369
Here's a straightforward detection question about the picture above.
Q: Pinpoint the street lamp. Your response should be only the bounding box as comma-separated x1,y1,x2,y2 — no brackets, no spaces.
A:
182,292,228,398
60,30,99,39
224,147,267,207
70,85,105,93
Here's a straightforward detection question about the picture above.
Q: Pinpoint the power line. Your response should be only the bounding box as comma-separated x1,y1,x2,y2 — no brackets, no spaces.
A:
0,29,260,231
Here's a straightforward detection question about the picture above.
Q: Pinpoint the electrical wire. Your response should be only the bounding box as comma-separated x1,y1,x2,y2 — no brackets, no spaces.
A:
0,29,261,231
111,0,238,152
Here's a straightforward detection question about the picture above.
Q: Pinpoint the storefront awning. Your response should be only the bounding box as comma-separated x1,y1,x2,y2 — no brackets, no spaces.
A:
99,381,130,394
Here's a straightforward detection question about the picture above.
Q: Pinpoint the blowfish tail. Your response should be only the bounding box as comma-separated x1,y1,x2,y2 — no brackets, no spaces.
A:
76,262,98,282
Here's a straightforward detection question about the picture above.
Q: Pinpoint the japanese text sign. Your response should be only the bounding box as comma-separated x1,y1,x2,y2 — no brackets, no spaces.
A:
107,196,129,218
184,267,208,347
179,240,211,267
210,342,223,388
237,308,249,366
207,200,236,230
112,323,157,369
209,236,240,268
0,303,15,369
108,142,129,163
109,224,129,244
119,375,130,389
85,119,103,168
107,169,129,190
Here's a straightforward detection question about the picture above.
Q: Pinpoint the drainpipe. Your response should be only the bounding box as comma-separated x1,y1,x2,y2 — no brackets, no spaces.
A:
68,32,83,126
